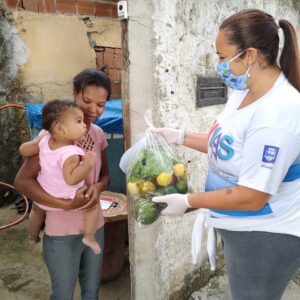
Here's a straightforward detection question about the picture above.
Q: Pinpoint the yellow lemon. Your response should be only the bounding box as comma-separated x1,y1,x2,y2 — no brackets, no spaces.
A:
156,172,172,186
139,181,156,196
173,163,186,177
127,182,140,195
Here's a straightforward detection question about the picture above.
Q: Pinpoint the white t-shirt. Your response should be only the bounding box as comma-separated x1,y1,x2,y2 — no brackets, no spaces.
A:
205,73,300,236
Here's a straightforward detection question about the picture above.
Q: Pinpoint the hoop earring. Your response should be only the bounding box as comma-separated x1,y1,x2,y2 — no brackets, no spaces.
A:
246,65,252,78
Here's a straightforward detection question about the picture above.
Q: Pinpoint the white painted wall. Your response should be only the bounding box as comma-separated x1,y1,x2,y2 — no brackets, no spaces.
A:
127,1,300,299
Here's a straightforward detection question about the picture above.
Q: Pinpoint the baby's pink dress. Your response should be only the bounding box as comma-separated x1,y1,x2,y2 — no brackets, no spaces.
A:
37,124,107,236
37,133,85,209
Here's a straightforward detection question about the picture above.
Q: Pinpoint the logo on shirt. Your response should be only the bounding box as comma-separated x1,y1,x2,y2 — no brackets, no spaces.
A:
261,145,279,169
208,123,234,161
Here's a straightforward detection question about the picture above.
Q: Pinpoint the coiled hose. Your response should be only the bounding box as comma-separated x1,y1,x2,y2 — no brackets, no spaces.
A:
0,104,29,230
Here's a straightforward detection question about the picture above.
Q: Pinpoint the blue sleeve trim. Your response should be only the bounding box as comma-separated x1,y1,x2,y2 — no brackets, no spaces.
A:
210,203,272,217
283,163,300,182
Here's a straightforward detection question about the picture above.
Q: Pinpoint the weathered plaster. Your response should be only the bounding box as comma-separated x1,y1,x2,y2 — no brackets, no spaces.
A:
0,9,28,99
126,2,158,299
0,14,28,83
0,9,30,185
13,11,94,102
12,11,121,102
88,18,121,48
127,0,300,299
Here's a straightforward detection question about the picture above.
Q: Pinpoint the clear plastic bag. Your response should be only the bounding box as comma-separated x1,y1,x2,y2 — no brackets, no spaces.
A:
122,112,189,225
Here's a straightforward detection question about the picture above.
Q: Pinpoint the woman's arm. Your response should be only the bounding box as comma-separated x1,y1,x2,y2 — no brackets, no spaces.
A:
14,155,92,210
189,185,270,211
85,149,110,201
183,132,208,153
153,185,270,216
97,149,110,192
150,127,208,153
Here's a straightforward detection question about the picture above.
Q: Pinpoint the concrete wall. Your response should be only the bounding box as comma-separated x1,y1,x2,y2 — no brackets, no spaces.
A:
126,0,300,299
14,11,121,102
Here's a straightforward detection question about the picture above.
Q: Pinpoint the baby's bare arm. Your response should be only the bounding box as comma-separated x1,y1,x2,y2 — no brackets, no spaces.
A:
63,152,96,186
19,140,40,157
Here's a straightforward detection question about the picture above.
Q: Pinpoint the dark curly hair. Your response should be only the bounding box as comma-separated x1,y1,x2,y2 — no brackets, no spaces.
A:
73,68,111,100
42,99,78,133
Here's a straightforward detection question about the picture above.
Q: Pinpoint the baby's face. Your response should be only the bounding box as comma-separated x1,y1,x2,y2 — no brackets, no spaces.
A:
61,107,87,142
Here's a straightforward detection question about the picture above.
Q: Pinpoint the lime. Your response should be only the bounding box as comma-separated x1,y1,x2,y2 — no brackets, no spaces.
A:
155,185,178,196
155,187,166,196
163,185,178,195
175,178,188,193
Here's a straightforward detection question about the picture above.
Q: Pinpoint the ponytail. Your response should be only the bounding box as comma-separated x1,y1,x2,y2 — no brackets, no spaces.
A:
220,10,300,92
278,19,300,92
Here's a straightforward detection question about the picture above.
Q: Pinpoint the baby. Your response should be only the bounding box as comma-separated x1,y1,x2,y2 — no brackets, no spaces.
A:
20,99,101,254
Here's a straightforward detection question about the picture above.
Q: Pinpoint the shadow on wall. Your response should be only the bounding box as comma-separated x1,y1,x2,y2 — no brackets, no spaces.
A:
0,105,31,185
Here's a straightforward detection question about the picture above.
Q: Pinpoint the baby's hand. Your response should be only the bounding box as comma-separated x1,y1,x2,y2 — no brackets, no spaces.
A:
84,151,97,167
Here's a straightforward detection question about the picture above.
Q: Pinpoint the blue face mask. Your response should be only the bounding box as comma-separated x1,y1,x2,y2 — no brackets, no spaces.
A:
216,51,251,90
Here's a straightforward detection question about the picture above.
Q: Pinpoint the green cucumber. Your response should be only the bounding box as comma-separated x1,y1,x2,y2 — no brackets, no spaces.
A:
134,198,167,225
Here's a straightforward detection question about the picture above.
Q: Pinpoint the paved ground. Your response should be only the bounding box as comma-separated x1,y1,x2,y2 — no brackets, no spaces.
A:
189,271,300,300
1,205,299,299
0,206,131,300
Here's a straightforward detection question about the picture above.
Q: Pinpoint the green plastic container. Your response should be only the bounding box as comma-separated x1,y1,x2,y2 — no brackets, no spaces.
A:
106,134,126,194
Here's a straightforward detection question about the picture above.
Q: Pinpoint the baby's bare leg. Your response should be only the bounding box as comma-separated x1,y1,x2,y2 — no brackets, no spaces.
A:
29,204,45,244
82,203,101,255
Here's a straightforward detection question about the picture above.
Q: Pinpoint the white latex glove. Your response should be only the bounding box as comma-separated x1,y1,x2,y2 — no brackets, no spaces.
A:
149,127,185,145
152,194,191,216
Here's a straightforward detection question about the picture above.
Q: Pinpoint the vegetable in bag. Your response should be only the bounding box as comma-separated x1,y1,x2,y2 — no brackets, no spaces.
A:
126,132,189,225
